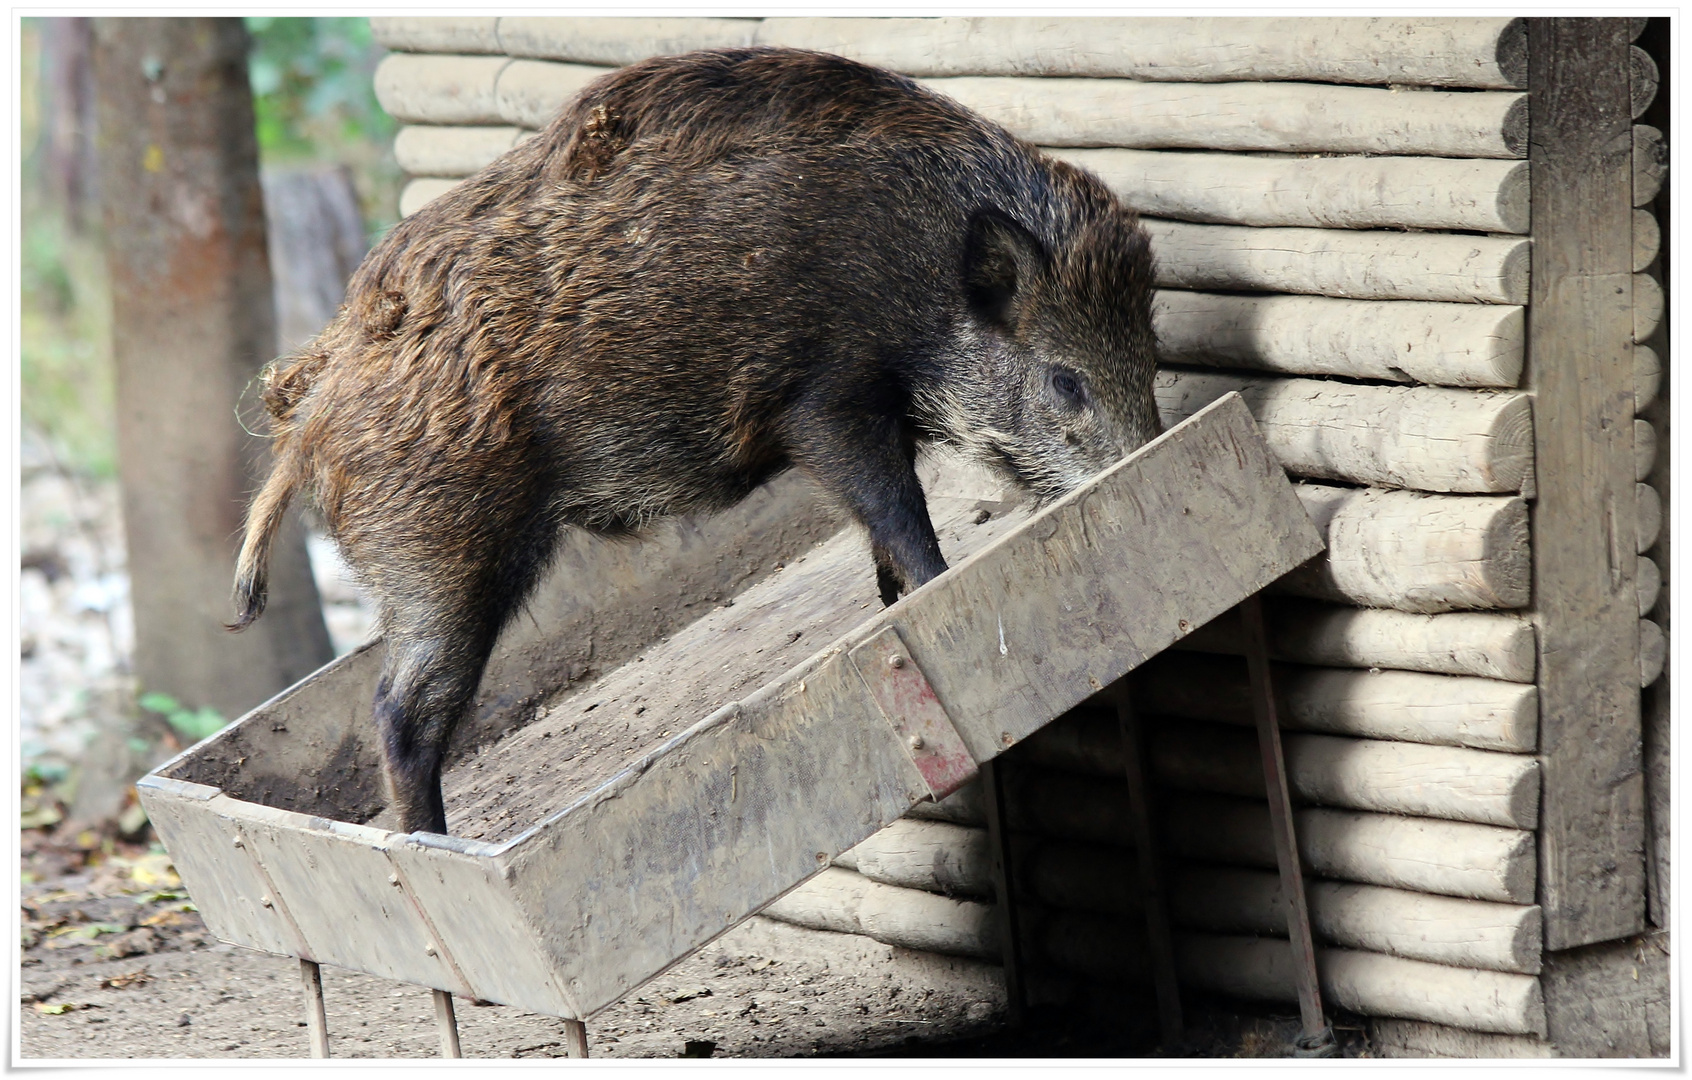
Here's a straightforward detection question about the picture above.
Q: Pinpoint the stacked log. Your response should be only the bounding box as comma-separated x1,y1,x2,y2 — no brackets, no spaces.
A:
361,17,1673,1055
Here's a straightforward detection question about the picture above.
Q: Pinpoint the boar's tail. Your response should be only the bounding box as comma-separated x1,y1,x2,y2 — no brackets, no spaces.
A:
227,350,325,633
226,455,301,633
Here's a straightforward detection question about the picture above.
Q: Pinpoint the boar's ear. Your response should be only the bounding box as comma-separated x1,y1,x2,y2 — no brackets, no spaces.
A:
963,207,1047,330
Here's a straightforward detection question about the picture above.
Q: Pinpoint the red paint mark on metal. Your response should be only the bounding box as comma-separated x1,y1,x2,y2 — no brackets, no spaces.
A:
848,627,978,801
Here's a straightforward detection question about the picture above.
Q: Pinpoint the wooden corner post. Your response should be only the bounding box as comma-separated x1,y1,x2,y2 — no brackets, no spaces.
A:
1526,17,1648,950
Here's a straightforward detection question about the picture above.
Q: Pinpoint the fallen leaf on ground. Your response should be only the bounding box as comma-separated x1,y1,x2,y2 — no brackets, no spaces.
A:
35,1002,82,1015
100,969,152,990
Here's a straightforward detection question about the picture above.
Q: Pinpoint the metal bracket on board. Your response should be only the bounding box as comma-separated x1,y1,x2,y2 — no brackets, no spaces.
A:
848,626,978,801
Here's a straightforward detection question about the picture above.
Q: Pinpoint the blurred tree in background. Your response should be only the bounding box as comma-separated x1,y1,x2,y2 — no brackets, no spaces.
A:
20,16,399,480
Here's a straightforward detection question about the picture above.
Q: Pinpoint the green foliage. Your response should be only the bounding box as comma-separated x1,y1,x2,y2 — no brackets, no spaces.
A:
137,693,228,744
245,16,401,235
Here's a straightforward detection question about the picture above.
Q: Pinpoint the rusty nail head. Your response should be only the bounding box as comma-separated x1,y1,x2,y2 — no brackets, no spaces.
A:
260,895,273,908
908,735,925,751
425,943,437,956
815,852,828,864
389,873,401,886
1001,732,1014,747
232,836,243,848
889,654,906,669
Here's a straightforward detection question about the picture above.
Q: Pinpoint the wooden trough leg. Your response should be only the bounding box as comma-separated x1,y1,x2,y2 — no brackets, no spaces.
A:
1239,595,1336,1057
433,989,462,1058
299,958,330,1058
979,760,1026,1027
1114,688,1185,1050
563,1018,590,1058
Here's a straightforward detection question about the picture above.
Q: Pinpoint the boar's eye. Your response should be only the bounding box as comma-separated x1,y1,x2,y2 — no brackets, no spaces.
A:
1050,367,1087,408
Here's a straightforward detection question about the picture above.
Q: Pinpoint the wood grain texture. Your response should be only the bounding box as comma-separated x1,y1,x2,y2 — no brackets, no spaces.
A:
492,59,614,129
1177,600,1537,683
373,53,511,125
1527,17,1646,951
369,16,503,54
1157,371,1533,493
1136,651,1539,752
1634,272,1664,342
1057,149,1529,232
1630,44,1660,118
1634,419,1658,482
1283,484,1530,612
1153,291,1524,388
1639,620,1665,688
1157,791,1536,903
1173,933,1545,1035
1147,720,1540,829
1371,1018,1553,1058
1635,345,1663,411
1171,865,1543,974
833,818,992,898
399,177,460,218
1637,556,1661,618
393,124,527,177
1634,208,1661,272
755,17,1527,87
1634,124,1667,205
923,76,1527,157
1145,220,1530,303
761,867,998,959
496,16,758,64
1019,708,1540,828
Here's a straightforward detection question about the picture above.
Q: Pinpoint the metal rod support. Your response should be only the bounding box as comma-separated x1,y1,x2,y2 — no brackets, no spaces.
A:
433,989,462,1058
299,958,330,1058
563,1018,590,1058
1239,595,1332,1048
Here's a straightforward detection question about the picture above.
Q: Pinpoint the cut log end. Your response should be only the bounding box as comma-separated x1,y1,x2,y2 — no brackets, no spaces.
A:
1640,619,1666,688
1634,209,1661,273
1631,45,1660,120
1636,482,1662,555
1637,556,1661,618
1494,18,1528,89
1635,346,1662,411
1634,273,1664,344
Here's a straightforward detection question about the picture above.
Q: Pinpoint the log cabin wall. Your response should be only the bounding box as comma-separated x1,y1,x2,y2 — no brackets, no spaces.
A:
365,17,1668,1057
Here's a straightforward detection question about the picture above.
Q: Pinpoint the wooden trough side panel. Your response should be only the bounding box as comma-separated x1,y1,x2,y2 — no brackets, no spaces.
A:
233,803,466,994
382,835,580,1017
496,396,1319,1017
1527,17,1647,950
893,394,1323,758
137,777,303,960
1056,149,1530,233
1156,371,1533,494
1153,292,1524,388
921,77,1526,158
756,16,1528,88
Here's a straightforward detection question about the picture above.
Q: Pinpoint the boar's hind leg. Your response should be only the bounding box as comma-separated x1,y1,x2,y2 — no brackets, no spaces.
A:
791,412,948,608
359,505,559,835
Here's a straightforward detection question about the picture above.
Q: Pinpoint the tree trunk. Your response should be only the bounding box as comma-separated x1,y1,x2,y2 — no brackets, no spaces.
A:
92,16,332,722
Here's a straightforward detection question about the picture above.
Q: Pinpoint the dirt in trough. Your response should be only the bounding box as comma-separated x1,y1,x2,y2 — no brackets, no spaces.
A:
442,490,1027,844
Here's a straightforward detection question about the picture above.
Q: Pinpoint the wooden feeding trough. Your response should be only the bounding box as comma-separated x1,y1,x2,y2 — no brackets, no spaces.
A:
138,394,1323,1053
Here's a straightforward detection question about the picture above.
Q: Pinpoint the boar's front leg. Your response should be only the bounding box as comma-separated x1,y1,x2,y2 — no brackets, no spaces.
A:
790,409,948,608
